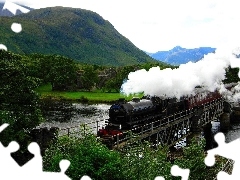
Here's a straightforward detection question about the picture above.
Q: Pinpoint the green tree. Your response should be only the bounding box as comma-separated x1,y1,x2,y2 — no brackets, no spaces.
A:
0,50,43,164
103,65,138,92
43,130,174,180
121,142,173,180
20,55,42,81
80,65,99,91
41,55,78,91
224,66,240,83
28,53,55,83
174,138,223,180
43,134,125,180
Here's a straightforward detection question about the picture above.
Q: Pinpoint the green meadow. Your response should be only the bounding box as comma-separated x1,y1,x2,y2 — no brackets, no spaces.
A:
36,84,143,103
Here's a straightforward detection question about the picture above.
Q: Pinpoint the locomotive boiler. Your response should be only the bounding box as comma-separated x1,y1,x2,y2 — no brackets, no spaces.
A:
108,97,164,129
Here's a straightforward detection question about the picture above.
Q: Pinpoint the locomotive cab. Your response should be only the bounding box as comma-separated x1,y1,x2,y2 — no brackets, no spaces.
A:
109,99,129,126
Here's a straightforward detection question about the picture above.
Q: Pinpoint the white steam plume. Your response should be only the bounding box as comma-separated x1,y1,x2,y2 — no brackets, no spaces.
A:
121,46,240,101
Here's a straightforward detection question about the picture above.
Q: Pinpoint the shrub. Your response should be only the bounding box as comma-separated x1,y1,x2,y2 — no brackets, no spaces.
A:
43,134,125,180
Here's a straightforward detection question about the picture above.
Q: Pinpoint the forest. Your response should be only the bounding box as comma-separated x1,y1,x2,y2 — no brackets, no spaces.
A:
0,50,238,179
8,50,174,93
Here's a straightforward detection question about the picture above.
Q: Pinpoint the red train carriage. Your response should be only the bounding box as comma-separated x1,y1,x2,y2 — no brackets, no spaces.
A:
186,89,222,109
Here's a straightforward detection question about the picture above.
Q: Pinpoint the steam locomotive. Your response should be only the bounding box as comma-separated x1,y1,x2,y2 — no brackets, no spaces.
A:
97,88,222,139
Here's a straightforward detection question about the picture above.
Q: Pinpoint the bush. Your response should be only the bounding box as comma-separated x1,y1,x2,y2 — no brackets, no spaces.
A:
43,132,224,180
78,95,89,103
174,138,223,180
121,142,173,180
43,134,125,180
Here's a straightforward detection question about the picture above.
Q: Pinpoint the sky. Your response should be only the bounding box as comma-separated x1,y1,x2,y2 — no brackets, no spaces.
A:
1,0,240,53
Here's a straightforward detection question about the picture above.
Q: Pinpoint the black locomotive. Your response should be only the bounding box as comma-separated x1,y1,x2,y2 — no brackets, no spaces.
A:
98,87,223,138
108,96,189,129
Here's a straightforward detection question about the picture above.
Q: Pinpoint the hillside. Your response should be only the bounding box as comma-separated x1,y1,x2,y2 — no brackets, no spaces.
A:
0,6,158,66
147,46,216,65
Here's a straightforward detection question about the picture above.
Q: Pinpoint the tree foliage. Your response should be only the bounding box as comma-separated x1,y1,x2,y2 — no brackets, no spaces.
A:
44,55,78,91
43,134,125,180
121,143,173,180
224,66,240,83
43,134,174,180
174,138,223,180
22,53,78,91
80,65,99,91
43,132,225,180
0,50,44,164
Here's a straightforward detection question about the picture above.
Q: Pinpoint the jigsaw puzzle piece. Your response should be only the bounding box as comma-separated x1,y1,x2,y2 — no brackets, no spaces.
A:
22,171,71,180
204,133,227,167
171,165,190,180
0,123,73,179
154,176,165,180
0,141,21,177
0,123,22,177
217,171,232,180
205,132,240,179
206,132,240,161
39,171,71,180
21,142,42,173
59,159,70,173
41,159,71,180
21,159,72,180
0,123,9,133
217,170,240,180
204,151,216,167
80,175,92,180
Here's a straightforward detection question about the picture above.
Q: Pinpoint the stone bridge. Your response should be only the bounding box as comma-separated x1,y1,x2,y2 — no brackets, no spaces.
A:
46,97,235,151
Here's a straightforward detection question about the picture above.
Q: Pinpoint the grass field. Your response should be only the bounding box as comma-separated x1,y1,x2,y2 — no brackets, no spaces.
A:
35,84,143,103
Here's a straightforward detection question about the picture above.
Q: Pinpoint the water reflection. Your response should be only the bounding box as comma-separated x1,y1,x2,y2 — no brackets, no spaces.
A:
224,123,240,142
40,100,74,122
38,101,110,135
71,103,110,123
211,121,240,144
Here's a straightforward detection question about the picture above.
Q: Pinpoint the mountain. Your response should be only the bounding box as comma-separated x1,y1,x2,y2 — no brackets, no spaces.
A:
0,1,33,17
0,6,158,66
147,46,216,65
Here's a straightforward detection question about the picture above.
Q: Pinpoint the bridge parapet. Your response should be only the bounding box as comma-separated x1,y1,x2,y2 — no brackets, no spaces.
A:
190,98,224,133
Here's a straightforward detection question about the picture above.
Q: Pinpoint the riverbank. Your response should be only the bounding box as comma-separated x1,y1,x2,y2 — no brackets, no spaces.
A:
36,84,143,103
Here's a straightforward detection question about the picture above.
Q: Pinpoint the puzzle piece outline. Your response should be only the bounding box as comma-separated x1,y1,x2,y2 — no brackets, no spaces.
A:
1,116,239,179
0,123,73,179
205,132,239,179
154,165,190,180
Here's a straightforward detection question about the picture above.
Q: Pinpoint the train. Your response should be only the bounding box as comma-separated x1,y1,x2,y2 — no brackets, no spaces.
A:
97,87,223,140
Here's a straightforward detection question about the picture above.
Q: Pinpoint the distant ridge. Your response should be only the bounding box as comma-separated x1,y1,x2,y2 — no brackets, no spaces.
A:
147,46,216,65
0,1,33,16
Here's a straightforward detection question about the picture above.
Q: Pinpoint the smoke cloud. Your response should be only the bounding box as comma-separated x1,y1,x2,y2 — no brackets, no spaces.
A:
121,46,240,102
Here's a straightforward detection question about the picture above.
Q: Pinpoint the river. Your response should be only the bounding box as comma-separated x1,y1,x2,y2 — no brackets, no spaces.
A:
38,101,110,135
38,101,240,144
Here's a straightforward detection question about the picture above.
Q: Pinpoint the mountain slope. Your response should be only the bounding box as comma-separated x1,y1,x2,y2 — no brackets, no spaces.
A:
0,6,157,66
148,46,216,65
